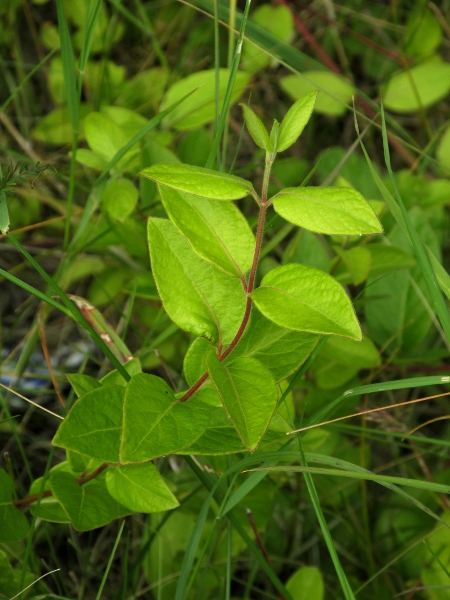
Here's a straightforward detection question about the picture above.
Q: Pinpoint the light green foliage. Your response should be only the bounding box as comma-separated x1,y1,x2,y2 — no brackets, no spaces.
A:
105,463,179,513
50,471,131,531
277,91,318,152
120,373,211,463
311,335,381,389
280,72,355,116
53,384,125,462
207,354,278,450
334,246,372,285
286,566,324,600
0,469,30,542
421,512,450,600
0,550,34,599
383,57,450,113
159,185,255,277
240,104,272,151
67,373,101,398
404,8,442,59
160,69,250,129
227,309,319,382
148,218,247,345
242,4,294,73
101,177,138,221
141,163,254,200
437,125,450,171
251,264,362,340
272,186,383,235
0,191,9,234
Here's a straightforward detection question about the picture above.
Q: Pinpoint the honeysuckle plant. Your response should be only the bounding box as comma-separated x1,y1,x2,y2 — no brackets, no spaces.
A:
1,91,383,534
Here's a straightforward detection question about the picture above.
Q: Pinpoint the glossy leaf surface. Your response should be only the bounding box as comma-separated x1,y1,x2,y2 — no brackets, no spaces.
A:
120,373,211,463
251,264,362,340
207,354,278,450
50,471,130,531
227,309,318,382
277,91,317,152
240,104,271,151
148,218,246,345
159,186,255,277
53,385,125,463
141,163,254,200
106,463,179,512
272,187,382,235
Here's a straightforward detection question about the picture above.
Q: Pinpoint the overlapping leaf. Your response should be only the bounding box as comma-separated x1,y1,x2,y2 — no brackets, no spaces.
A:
53,374,211,464
251,264,362,340
141,163,254,200
227,309,319,382
0,469,30,542
272,187,383,235
159,186,255,277
106,463,179,512
207,354,278,450
52,384,124,463
148,218,247,345
120,373,211,463
277,91,317,152
50,471,130,531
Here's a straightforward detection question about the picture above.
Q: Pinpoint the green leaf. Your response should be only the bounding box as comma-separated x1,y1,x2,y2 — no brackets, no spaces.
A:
242,4,294,73
311,335,381,390
207,354,278,451
160,69,250,130
0,550,35,599
404,8,442,59
240,104,272,151
141,163,254,200
52,385,124,463
183,337,215,386
383,56,450,113
280,72,355,117
251,264,362,340
120,373,211,463
101,177,138,221
437,125,450,171
50,471,130,531
0,469,30,542
32,104,91,145
84,111,132,162
177,407,290,455
334,246,372,285
29,466,71,524
272,187,383,235
226,309,319,382
277,91,317,152
421,511,450,599
148,218,247,345
100,358,142,386
367,243,416,278
286,566,324,600
105,463,179,513
0,192,9,235
159,186,255,277
66,373,101,398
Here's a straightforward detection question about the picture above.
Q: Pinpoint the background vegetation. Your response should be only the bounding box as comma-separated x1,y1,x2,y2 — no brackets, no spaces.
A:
1,0,450,598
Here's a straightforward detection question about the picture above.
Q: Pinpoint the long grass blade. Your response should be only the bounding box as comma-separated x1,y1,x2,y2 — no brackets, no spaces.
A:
95,520,126,600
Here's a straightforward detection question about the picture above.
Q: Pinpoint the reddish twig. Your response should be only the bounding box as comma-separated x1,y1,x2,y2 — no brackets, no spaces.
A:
14,462,109,508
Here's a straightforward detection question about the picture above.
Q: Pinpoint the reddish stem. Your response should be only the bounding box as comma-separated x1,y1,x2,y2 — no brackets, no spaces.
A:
180,202,268,403
14,462,109,509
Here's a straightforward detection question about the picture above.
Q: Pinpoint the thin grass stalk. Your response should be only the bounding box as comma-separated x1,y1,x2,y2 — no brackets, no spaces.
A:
205,0,251,169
